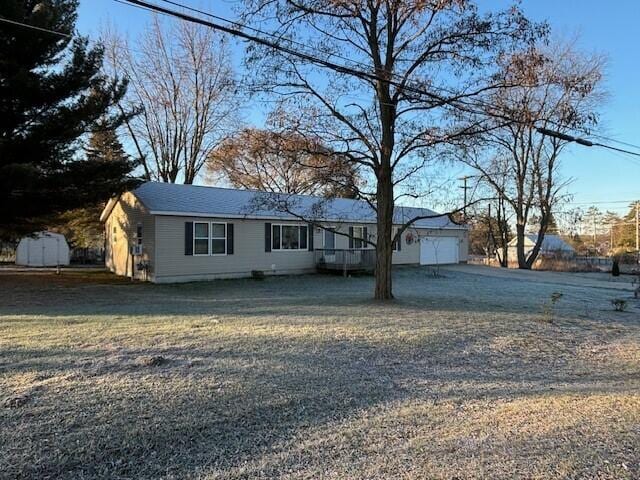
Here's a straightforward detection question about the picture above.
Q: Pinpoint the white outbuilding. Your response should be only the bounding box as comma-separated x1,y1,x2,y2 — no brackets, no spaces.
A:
15,232,70,267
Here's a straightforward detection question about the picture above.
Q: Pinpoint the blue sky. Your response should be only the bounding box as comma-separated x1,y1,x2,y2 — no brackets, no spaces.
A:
77,0,640,214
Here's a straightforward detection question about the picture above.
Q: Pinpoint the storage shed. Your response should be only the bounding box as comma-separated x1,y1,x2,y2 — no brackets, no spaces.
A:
15,232,70,267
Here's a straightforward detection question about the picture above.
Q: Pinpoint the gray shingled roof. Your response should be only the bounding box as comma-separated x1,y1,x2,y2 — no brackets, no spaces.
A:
130,182,463,229
509,234,575,252
530,234,575,252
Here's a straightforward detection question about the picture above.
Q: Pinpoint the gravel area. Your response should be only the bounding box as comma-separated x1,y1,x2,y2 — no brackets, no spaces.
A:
0,266,639,479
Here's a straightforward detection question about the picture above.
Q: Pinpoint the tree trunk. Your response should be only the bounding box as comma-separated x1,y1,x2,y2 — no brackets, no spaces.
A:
516,223,530,269
525,223,548,269
374,167,394,300
498,235,509,268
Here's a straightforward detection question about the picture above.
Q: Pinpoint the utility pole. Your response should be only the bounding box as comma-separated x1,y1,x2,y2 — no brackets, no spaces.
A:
458,176,471,222
610,224,614,253
636,201,640,257
487,203,492,263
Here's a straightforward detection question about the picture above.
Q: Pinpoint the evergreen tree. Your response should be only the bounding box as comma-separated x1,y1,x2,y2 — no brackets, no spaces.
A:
546,212,560,234
618,202,640,249
85,125,131,164
0,0,139,240
54,127,132,249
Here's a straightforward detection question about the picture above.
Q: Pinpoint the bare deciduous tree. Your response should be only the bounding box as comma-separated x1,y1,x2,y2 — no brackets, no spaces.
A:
207,128,360,197
105,18,237,184
462,41,605,269
243,0,541,299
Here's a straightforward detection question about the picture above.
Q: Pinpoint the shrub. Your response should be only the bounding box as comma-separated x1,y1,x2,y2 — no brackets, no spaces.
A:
251,270,266,280
612,259,620,277
611,298,627,312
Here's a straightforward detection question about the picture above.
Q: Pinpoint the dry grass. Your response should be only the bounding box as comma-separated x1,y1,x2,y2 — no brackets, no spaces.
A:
1,267,639,479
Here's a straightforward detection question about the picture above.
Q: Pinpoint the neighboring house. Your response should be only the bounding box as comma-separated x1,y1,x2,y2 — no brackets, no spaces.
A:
507,234,576,261
15,232,70,267
100,182,469,283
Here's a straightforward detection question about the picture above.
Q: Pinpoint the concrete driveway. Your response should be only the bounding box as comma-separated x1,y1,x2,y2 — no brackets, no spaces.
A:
441,263,638,293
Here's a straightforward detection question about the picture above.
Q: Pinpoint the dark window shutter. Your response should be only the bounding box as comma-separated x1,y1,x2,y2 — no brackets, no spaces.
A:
363,227,368,248
349,226,354,249
396,229,401,251
308,223,314,251
227,223,234,254
184,222,193,255
265,223,271,252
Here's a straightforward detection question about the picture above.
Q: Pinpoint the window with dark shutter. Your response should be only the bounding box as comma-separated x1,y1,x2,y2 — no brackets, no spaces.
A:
265,223,272,252
184,222,193,255
349,226,354,249
227,223,234,254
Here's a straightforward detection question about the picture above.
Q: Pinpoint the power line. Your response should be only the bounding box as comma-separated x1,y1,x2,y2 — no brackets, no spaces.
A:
121,0,640,160
564,200,639,205
118,0,559,126
0,16,72,38
153,0,640,157
5,2,640,161
537,128,640,158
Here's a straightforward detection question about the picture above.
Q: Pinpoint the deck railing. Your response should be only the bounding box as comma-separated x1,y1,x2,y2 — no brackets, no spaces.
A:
314,248,376,275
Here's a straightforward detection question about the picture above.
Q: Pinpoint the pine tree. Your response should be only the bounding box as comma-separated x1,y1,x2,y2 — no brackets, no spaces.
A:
546,212,560,234
0,0,139,240
85,125,131,164
54,127,133,249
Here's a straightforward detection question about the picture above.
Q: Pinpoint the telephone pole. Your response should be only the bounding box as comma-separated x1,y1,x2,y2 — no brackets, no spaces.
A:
487,203,492,263
636,201,640,256
459,176,471,222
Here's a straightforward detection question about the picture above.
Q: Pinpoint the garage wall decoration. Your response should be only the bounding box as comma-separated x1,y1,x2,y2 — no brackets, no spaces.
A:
405,231,415,245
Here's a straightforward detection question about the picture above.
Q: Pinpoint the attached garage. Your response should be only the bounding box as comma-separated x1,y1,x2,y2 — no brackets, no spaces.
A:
419,236,459,265
102,182,469,282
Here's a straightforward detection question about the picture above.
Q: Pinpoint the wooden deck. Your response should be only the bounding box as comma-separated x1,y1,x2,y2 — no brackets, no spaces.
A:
314,249,376,275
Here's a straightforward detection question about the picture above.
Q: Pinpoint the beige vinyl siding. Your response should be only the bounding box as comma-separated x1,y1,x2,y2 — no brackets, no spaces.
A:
104,193,467,282
104,192,155,280
154,216,316,282
150,216,468,282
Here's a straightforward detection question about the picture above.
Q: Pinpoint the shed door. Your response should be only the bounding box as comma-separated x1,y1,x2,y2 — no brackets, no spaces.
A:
420,236,459,265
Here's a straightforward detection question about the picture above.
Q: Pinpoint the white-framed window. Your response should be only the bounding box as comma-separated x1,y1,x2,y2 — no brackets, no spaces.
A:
193,222,227,256
194,222,210,255
211,223,226,255
136,224,143,246
353,226,367,249
272,224,308,251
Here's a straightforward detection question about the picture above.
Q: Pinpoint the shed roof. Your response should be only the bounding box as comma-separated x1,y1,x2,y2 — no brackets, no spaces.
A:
102,182,464,229
508,234,575,252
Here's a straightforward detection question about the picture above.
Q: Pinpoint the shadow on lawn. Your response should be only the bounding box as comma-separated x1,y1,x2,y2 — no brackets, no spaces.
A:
1,268,637,321
2,268,639,478
2,324,639,479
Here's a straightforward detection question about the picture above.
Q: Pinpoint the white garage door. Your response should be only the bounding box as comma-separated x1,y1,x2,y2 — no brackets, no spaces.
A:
420,236,459,265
